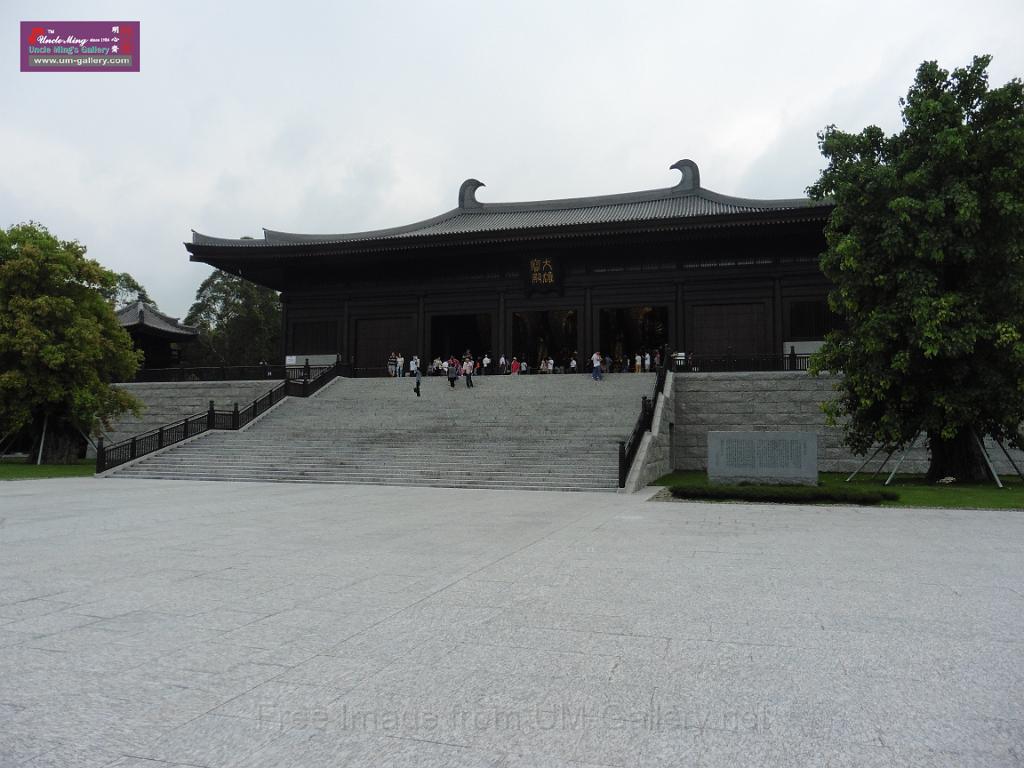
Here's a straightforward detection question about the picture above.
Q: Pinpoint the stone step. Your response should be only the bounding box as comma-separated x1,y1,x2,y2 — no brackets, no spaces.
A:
119,466,614,479
109,374,655,490
155,443,619,454
142,457,616,466
113,472,616,492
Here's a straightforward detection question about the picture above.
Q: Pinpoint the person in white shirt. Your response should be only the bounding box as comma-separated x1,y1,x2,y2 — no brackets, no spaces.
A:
570,356,577,374
482,354,491,374
644,351,651,372
462,357,475,388
591,352,602,381
396,352,405,378
410,356,421,396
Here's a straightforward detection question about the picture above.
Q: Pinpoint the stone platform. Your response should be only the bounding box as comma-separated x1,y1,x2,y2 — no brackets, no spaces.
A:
1,479,1021,766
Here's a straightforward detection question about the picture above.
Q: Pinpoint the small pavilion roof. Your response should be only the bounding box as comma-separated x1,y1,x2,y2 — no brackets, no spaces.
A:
189,159,831,249
116,301,198,339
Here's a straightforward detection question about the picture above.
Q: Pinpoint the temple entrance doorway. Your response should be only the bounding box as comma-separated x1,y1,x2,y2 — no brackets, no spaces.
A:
509,310,578,369
354,317,414,375
598,306,669,370
690,303,766,355
430,314,492,361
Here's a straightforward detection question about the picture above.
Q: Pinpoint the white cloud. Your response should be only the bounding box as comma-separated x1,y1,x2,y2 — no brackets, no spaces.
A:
2,0,1021,315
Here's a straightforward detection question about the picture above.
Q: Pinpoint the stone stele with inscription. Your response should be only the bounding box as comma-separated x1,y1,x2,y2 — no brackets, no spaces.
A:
707,431,818,485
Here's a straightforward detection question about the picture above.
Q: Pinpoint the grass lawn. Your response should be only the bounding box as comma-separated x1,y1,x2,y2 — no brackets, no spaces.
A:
0,458,95,481
654,470,1024,510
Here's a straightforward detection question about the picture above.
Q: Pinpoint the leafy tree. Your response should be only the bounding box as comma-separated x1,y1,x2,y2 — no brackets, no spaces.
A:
0,223,141,462
182,270,281,366
808,55,1024,481
102,271,156,310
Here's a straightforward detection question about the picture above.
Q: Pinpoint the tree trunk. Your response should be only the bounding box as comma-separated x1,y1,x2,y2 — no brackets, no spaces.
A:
926,429,990,483
26,422,84,464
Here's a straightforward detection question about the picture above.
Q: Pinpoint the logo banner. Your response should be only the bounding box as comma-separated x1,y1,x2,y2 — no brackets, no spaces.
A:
21,21,140,72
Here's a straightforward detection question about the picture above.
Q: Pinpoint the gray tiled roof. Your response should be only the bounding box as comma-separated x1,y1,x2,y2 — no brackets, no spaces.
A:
191,160,830,249
117,301,198,338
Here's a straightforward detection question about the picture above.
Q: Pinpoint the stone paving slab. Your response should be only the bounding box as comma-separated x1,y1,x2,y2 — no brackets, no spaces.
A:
0,478,1022,766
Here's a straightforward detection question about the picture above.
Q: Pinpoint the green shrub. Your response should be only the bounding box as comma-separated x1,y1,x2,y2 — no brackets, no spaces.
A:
669,484,898,506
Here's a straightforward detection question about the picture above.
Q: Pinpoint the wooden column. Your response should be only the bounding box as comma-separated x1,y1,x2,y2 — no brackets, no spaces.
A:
675,282,685,354
773,277,783,356
417,295,426,360
341,300,350,365
497,291,506,357
583,287,593,354
279,293,289,363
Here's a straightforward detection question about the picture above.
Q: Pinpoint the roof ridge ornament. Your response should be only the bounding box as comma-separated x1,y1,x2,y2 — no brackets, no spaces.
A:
459,178,485,209
670,159,700,193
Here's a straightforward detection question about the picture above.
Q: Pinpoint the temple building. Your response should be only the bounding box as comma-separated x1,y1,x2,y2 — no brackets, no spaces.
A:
116,301,198,369
185,159,834,373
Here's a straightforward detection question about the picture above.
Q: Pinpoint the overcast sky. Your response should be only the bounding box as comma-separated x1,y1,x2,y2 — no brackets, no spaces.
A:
4,0,1022,317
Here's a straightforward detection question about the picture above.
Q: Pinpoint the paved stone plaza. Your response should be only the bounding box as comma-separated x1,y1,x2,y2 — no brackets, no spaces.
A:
1,479,1022,766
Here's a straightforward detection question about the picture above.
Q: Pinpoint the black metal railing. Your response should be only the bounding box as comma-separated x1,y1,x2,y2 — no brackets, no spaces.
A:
618,346,670,488
97,361,340,474
619,396,654,488
673,353,811,373
96,410,210,473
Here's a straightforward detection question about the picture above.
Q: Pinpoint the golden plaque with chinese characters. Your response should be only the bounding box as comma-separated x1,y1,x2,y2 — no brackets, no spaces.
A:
525,257,560,294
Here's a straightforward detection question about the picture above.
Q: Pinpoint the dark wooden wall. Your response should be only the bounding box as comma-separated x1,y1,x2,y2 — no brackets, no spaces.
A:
278,224,830,368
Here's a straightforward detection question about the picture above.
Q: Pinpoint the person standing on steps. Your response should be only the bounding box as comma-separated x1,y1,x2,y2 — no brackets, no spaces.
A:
463,357,474,388
591,351,602,381
387,351,397,377
410,356,421,396
447,356,459,388
510,357,520,375
396,352,405,378
482,353,491,375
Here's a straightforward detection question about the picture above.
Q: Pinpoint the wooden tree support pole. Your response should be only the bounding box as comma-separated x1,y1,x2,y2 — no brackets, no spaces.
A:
846,445,883,482
885,432,921,486
0,430,14,459
75,426,97,451
870,449,897,480
992,436,1024,482
36,413,48,466
971,428,1003,489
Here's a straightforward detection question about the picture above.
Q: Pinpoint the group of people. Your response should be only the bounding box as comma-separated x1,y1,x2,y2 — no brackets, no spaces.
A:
589,349,661,380
390,348,662,387
386,351,413,378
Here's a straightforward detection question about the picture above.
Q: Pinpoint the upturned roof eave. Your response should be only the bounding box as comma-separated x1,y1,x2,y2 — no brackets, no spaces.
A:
187,204,833,264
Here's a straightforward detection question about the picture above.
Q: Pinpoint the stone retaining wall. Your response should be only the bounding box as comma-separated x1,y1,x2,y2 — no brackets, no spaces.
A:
673,372,1024,476
623,373,674,491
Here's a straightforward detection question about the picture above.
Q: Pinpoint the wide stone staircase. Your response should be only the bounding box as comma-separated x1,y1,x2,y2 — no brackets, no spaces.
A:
110,373,655,491
99,380,280,445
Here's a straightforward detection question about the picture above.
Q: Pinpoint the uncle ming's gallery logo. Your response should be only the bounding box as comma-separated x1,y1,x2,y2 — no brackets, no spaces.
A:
21,21,140,72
